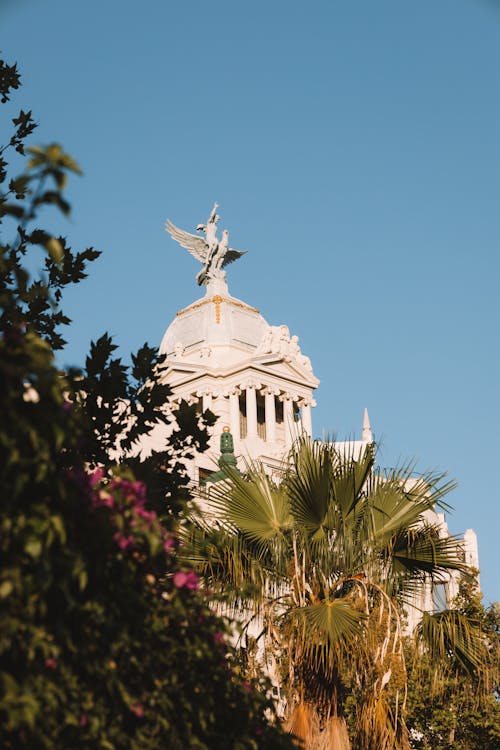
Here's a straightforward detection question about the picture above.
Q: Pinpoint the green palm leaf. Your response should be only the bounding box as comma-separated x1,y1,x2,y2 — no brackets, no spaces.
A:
289,598,365,645
417,609,486,675
331,442,375,518
287,598,366,675
207,465,292,551
390,523,467,577
286,438,334,536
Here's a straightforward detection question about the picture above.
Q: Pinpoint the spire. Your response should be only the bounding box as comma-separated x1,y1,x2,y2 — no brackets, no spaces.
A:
362,408,373,443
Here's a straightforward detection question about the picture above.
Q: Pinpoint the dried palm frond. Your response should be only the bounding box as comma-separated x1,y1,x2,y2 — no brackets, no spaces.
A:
318,715,351,750
285,702,320,749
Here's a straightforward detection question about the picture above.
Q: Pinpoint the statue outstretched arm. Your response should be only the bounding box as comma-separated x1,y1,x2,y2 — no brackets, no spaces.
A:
208,202,218,224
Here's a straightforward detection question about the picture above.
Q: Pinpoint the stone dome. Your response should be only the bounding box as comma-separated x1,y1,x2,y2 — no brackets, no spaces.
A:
159,278,269,365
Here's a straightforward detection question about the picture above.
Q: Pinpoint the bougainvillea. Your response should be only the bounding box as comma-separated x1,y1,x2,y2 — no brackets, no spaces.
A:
0,308,294,750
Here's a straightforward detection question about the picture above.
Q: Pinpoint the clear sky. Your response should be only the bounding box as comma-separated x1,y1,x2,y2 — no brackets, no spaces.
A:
2,0,499,604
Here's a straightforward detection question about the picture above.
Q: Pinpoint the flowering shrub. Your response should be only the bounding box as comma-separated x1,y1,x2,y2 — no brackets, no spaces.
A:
0,330,294,750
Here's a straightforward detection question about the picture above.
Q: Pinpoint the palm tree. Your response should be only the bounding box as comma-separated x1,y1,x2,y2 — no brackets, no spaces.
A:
187,437,486,750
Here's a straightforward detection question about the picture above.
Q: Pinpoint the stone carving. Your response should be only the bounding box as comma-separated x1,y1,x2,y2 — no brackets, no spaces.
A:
256,326,313,371
173,342,185,358
240,378,261,391
165,203,247,286
261,385,280,397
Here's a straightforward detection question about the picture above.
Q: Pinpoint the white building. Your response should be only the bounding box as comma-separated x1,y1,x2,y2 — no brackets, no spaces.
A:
147,206,479,624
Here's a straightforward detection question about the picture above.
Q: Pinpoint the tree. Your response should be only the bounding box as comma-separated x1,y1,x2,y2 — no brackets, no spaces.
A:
0,57,296,750
405,576,500,750
187,437,488,750
0,59,215,517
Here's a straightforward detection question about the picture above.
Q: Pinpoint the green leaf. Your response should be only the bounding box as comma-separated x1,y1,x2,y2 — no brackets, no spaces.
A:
50,514,67,544
45,236,64,264
78,569,88,591
291,598,365,646
417,610,487,675
209,466,292,549
0,580,13,599
24,538,42,559
34,190,71,216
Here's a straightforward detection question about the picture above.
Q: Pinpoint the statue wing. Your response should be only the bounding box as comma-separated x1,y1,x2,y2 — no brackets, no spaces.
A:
221,248,247,268
165,220,208,263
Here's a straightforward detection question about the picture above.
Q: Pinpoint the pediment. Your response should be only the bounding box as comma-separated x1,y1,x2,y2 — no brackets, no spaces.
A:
251,355,319,388
163,361,206,377
161,352,319,396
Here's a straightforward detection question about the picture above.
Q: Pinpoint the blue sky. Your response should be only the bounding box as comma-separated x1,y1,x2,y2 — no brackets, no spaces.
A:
2,0,499,604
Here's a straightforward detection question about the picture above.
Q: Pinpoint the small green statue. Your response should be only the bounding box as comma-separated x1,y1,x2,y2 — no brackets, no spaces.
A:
218,426,237,469
201,427,239,485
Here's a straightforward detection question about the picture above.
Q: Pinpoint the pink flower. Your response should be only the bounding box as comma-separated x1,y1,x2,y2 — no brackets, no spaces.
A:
89,468,104,487
131,481,147,501
135,508,156,524
163,537,175,552
45,657,58,670
79,713,88,727
214,631,225,645
173,570,199,590
130,703,144,718
184,571,199,590
114,533,135,550
243,681,252,692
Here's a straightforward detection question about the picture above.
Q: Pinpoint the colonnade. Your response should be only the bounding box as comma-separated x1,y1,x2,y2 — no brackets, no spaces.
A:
226,383,313,446
175,383,314,447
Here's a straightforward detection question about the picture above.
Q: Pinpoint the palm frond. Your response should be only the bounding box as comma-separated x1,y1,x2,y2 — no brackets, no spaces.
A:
179,516,287,607
286,438,334,536
390,523,467,578
331,442,375,518
319,715,351,750
285,702,320,749
287,598,366,676
416,609,486,675
207,465,292,553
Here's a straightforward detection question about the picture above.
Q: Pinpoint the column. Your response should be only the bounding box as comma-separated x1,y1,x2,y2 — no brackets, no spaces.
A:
202,392,213,412
246,385,258,438
301,401,312,437
229,388,241,442
282,395,294,448
263,388,277,443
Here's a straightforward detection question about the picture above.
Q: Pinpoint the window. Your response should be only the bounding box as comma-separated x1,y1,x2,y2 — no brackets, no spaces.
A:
433,582,448,613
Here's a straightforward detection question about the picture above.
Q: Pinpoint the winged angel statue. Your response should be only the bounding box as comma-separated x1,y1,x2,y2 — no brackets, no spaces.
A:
165,203,246,286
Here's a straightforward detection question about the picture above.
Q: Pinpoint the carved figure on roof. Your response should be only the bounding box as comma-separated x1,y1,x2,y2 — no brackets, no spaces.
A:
256,326,313,371
165,203,246,286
